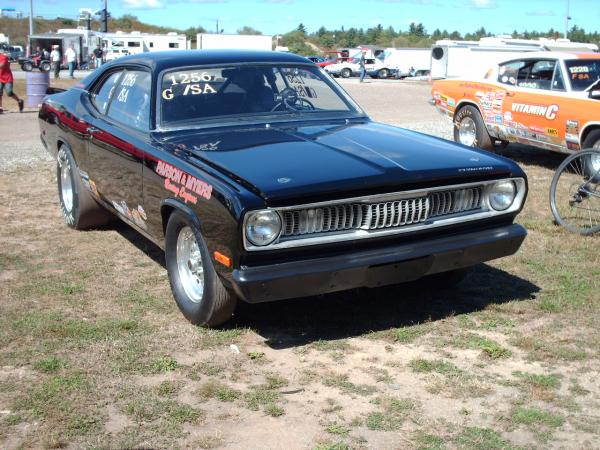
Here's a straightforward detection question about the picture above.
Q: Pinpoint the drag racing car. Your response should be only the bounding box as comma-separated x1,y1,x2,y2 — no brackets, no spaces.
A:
39,50,528,326
432,52,600,174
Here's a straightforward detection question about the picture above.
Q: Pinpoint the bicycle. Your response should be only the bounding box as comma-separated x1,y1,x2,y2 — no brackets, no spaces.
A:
549,148,600,235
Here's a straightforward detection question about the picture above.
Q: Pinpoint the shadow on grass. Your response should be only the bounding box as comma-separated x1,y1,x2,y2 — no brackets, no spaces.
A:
111,220,166,268
231,264,539,349
106,215,539,350
495,143,566,171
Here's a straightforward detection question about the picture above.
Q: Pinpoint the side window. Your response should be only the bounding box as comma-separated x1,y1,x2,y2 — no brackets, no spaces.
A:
106,70,152,131
91,71,122,114
497,61,524,86
518,60,556,90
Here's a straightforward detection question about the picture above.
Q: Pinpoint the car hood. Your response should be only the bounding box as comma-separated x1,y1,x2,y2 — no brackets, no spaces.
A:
163,121,521,204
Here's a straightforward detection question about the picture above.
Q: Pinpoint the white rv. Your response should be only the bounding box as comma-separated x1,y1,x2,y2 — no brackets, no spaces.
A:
100,31,187,55
196,33,273,50
431,36,599,79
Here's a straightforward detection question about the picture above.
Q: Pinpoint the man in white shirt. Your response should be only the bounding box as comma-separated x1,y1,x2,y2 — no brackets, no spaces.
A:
65,44,77,79
50,45,61,79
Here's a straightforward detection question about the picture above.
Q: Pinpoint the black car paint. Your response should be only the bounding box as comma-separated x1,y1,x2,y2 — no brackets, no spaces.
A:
39,50,528,300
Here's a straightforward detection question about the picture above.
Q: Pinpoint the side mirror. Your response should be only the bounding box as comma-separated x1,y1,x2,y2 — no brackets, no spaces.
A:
589,89,600,100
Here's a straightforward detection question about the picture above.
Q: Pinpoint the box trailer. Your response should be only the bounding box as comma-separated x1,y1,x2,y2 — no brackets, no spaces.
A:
196,33,273,50
28,33,84,67
377,48,431,78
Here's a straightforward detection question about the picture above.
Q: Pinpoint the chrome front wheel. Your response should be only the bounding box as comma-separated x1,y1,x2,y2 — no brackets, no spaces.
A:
458,116,477,147
176,226,205,303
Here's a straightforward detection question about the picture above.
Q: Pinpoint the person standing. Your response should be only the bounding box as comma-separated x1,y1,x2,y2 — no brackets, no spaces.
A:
65,44,77,79
50,45,61,79
359,49,367,83
93,45,104,69
0,49,24,113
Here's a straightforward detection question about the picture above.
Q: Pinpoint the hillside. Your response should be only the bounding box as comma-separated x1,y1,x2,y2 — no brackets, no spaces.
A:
0,16,184,46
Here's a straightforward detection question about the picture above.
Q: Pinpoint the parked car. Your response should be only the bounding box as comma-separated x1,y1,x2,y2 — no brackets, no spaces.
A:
39,50,528,326
306,56,325,64
325,57,395,79
431,51,600,176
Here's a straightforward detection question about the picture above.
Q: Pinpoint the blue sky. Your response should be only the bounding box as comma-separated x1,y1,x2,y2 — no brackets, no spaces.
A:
5,0,599,36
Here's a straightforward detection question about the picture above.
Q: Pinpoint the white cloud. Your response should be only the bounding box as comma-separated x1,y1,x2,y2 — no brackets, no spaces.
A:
469,0,497,9
526,9,556,17
123,0,164,9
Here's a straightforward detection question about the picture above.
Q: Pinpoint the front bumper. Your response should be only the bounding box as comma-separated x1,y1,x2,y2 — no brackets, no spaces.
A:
231,223,527,303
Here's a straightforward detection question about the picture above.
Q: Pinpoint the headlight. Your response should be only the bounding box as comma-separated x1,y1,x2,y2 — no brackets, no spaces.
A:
245,210,281,246
489,180,516,211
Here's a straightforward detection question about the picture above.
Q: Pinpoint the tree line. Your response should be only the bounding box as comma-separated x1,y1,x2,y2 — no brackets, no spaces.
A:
3,14,599,55
281,23,600,55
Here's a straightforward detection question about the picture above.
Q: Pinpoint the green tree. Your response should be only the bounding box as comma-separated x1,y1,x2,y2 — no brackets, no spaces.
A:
297,23,307,34
237,26,262,35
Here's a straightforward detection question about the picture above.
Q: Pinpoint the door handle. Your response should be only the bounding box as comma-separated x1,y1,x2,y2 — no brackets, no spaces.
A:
505,91,515,97
86,127,99,134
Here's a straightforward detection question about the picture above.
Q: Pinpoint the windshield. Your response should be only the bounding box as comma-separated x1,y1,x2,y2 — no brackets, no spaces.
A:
565,59,600,91
160,64,362,127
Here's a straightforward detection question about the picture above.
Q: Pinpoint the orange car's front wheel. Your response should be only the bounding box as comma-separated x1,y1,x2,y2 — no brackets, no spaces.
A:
453,105,494,151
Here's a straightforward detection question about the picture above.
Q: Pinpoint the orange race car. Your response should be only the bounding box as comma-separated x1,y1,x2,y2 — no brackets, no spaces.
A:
432,52,600,172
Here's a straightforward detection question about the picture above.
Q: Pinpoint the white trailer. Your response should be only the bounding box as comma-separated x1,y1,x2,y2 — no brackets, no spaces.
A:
431,37,599,79
100,31,186,56
196,33,273,50
57,28,102,62
377,48,431,78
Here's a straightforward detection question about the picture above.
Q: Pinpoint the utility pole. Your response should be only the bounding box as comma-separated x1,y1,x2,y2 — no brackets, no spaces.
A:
216,19,219,34
101,0,108,33
28,0,33,35
564,0,570,39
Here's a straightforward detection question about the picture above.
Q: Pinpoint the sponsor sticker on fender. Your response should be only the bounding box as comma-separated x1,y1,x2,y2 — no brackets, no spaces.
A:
156,160,213,204
511,103,559,120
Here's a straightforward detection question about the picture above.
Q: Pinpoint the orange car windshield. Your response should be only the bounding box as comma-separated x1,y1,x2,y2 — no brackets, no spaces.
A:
565,59,600,91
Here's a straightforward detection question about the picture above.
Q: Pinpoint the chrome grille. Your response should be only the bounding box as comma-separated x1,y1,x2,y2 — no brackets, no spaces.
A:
280,186,483,238
429,187,482,217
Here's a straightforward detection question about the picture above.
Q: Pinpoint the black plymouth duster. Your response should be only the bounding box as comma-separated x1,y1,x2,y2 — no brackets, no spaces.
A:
39,50,528,326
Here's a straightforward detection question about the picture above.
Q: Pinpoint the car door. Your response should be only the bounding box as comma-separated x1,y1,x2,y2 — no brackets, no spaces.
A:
497,59,564,149
86,67,152,227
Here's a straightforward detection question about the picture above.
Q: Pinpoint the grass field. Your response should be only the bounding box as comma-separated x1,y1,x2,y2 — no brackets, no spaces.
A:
0,76,599,449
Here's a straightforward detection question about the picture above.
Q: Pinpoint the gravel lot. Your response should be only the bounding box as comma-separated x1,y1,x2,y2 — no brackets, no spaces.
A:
0,79,451,171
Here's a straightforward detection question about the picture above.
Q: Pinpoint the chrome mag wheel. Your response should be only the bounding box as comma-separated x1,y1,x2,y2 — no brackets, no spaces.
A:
176,226,205,302
458,116,477,147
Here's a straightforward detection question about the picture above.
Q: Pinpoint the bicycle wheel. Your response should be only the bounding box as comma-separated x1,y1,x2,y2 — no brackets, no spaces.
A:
550,149,600,235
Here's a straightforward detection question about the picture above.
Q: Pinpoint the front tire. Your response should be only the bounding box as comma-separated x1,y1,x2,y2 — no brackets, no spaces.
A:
21,61,33,71
39,61,51,72
378,68,389,79
57,145,110,230
165,211,237,327
453,105,494,151
341,68,352,78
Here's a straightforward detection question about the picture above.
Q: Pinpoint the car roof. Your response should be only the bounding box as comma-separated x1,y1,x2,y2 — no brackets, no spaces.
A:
104,49,311,72
500,51,600,62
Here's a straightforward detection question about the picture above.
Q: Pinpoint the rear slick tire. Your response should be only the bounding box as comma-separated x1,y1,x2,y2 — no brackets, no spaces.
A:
165,211,237,327
56,145,110,230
